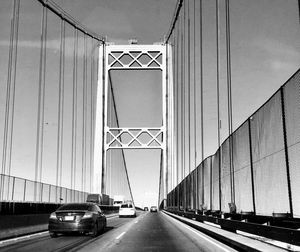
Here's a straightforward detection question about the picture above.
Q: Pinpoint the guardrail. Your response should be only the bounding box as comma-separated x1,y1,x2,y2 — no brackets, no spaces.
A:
167,209,300,246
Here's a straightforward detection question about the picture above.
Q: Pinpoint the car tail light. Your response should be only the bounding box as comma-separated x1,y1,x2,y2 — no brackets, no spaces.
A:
82,211,93,219
49,212,57,219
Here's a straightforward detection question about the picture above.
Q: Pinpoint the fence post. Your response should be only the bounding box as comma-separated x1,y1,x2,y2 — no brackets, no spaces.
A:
49,184,51,203
230,136,235,206
280,87,293,217
248,118,256,214
40,183,43,202
11,176,15,201
218,150,222,212
23,179,27,201
210,158,213,211
0,175,4,201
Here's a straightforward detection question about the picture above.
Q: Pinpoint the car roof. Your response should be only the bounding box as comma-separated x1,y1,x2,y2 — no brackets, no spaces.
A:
63,202,96,206
57,202,98,210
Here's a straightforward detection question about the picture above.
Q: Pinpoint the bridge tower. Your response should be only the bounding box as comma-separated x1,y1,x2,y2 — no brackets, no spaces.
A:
93,44,174,205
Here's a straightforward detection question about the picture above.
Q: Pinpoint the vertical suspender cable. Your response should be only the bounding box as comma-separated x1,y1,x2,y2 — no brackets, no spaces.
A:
35,5,47,201
90,40,97,193
92,41,98,193
101,44,106,194
2,1,15,179
187,0,191,175
8,0,19,181
199,0,204,207
184,0,188,208
1,0,20,201
172,32,176,190
216,0,222,212
182,0,186,179
56,19,65,190
180,13,184,182
225,0,234,203
71,28,78,196
216,0,220,149
94,42,100,193
170,35,173,190
225,0,233,136
158,150,163,207
176,20,180,186
193,0,196,168
107,82,110,195
82,34,87,192
193,0,198,210
199,0,204,163
166,40,169,198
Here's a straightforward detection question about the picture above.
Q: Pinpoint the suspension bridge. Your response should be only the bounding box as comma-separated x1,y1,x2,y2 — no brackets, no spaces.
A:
0,0,299,251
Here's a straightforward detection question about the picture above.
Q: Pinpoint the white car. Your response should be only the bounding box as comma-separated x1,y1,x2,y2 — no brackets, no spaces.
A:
119,203,136,218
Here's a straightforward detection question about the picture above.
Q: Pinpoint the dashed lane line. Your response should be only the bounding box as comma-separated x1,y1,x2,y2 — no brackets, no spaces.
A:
116,232,126,240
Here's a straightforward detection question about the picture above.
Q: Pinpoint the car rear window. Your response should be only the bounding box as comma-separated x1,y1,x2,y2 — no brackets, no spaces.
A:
121,204,133,208
58,204,91,211
87,195,99,201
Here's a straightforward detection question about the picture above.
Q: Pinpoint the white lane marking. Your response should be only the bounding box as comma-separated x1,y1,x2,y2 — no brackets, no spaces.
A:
0,231,48,245
107,215,119,219
164,213,233,252
116,232,126,240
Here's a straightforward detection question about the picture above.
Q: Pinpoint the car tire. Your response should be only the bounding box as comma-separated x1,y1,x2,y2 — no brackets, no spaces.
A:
100,220,106,233
91,223,98,237
49,231,57,238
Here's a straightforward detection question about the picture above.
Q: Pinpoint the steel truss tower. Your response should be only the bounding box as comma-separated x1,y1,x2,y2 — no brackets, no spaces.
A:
94,44,174,205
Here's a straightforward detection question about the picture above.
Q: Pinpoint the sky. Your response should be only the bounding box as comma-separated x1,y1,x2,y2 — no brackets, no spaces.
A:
54,0,177,44
0,0,299,207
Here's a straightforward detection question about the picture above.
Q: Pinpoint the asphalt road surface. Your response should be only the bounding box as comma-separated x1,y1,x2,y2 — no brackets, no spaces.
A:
0,211,237,252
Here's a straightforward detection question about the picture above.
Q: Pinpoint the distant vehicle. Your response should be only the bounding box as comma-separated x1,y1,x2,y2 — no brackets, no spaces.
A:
48,202,107,238
119,203,136,217
144,207,149,211
113,195,125,207
86,193,109,205
150,206,157,212
86,194,102,204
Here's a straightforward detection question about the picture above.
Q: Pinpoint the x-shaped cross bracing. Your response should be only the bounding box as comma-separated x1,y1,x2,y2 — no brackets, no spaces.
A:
106,127,163,149
109,51,162,68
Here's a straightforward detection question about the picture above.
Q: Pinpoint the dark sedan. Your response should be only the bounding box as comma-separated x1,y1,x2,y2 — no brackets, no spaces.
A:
48,202,106,238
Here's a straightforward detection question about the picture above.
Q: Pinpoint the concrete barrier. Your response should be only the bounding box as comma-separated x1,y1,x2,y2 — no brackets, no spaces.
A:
0,214,49,240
